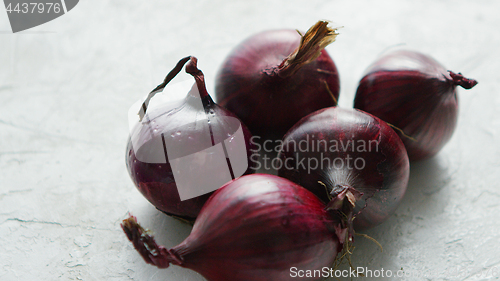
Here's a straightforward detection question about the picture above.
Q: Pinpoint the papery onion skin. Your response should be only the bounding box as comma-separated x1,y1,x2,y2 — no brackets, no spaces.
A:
126,57,255,220
278,107,409,231
125,104,254,219
122,174,344,281
215,21,340,138
354,50,478,161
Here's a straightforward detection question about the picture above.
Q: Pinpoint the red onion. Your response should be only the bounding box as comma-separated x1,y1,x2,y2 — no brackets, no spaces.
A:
215,20,340,138
277,107,409,232
354,50,478,161
122,174,346,281
126,57,254,220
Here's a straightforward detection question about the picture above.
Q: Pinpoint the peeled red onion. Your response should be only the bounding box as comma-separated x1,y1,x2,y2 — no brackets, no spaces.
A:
215,20,340,138
126,57,254,220
354,50,478,161
122,174,345,281
277,107,409,231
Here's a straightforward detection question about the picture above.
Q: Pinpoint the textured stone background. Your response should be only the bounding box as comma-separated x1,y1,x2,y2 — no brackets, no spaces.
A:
1,1,498,280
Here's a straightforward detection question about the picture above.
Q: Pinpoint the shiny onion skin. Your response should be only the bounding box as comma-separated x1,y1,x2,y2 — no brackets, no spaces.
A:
278,107,409,231
354,50,478,161
122,174,344,281
215,21,340,138
126,57,254,220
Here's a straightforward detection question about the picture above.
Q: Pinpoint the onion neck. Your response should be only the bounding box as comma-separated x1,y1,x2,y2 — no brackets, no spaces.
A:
185,57,210,99
325,184,362,243
138,56,214,122
121,216,183,269
138,56,191,121
277,20,339,78
449,71,478,89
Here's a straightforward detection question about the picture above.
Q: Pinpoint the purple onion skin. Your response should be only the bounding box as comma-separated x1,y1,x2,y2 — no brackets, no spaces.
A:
126,57,255,220
122,174,343,281
126,100,254,219
354,50,478,161
278,107,409,230
215,29,340,138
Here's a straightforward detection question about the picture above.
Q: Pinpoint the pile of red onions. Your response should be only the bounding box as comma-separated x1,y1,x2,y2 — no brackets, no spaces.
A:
126,57,254,220
122,174,345,281
215,20,341,138
278,107,410,232
122,22,479,281
354,50,478,161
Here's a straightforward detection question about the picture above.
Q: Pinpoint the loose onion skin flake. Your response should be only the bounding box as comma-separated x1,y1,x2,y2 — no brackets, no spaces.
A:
354,50,478,161
278,107,409,232
122,174,346,281
126,57,254,220
215,21,340,139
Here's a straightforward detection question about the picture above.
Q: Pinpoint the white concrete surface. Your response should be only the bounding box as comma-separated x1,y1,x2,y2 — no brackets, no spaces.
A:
1,1,499,280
